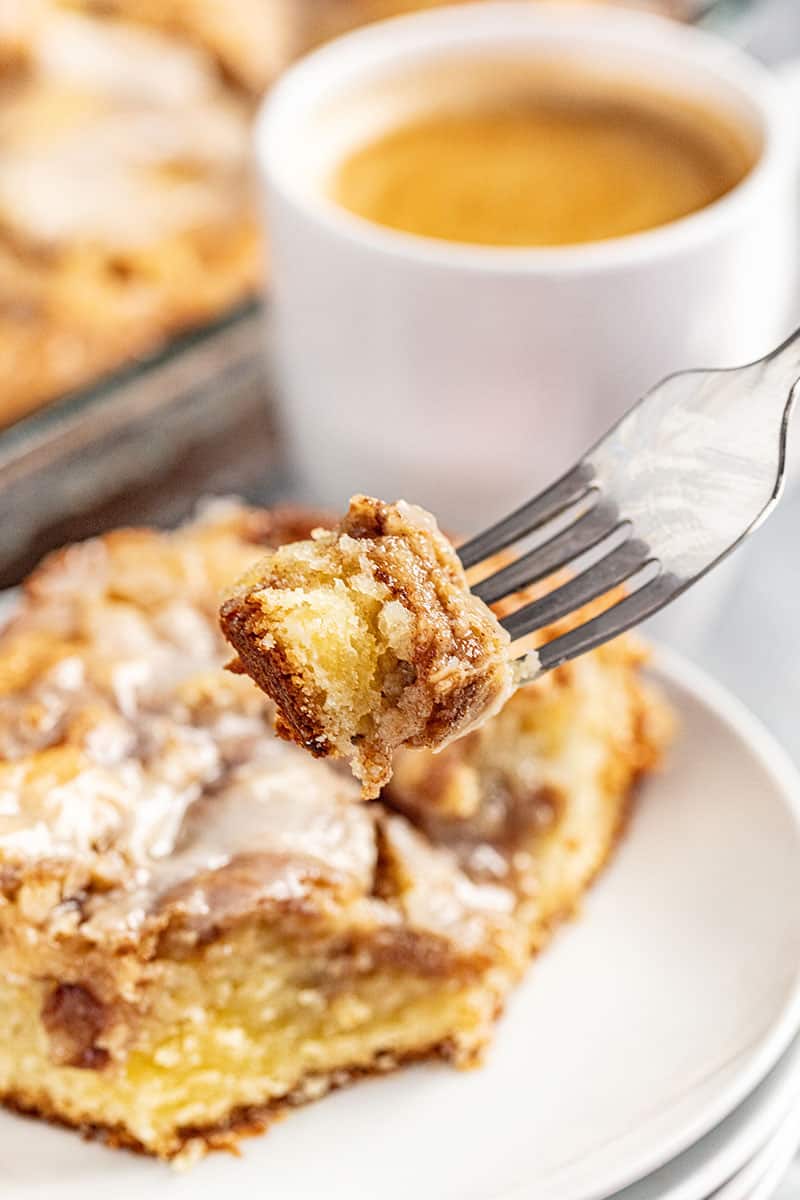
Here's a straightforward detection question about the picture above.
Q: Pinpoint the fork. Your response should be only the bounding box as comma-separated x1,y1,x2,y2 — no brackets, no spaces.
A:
458,327,800,680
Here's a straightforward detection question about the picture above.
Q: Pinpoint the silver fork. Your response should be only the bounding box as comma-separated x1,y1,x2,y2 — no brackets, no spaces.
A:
458,328,800,680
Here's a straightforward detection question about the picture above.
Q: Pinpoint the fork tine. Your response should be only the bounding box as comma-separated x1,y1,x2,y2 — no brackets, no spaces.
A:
534,572,678,672
473,499,621,606
500,539,653,640
458,463,596,570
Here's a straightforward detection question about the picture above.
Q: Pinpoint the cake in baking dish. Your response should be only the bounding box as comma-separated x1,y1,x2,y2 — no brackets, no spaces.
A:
0,502,669,1161
0,2,268,426
64,0,296,93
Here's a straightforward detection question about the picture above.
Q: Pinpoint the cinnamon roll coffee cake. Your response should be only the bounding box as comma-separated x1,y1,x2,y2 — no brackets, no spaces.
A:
0,502,669,1161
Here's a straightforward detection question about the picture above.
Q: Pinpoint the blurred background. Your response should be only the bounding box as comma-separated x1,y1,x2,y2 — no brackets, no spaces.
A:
1,0,799,767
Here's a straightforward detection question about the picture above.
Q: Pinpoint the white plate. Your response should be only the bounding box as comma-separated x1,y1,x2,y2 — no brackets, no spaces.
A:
752,1161,798,1200
751,1138,800,1200
4,649,800,1200
613,1028,800,1200
712,1104,800,1200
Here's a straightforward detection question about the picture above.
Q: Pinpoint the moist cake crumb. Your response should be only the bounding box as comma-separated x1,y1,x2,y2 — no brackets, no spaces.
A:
219,495,515,798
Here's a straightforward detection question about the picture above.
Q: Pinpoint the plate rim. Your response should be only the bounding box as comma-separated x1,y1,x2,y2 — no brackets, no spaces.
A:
712,1100,800,1200
615,1030,800,1200
501,645,800,1200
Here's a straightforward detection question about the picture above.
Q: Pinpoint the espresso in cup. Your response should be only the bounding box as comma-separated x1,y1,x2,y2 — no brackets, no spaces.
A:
330,67,756,246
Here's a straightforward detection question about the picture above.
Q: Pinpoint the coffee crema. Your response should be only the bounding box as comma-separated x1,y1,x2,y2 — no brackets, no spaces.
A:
330,77,756,247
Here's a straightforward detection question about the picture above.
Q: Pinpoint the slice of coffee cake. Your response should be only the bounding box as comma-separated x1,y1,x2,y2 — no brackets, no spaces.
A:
0,501,668,1161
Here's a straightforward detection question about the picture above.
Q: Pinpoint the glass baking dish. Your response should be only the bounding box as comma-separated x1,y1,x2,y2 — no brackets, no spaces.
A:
0,301,287,589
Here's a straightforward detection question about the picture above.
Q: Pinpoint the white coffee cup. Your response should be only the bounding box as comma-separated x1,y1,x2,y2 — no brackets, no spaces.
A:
256,3,798,532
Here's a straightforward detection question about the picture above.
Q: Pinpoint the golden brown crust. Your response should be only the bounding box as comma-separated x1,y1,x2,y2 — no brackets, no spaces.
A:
222,610,333,758
2,1033,479,1161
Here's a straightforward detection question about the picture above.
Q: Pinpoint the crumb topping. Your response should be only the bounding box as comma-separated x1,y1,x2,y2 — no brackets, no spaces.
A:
0,501,514,959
